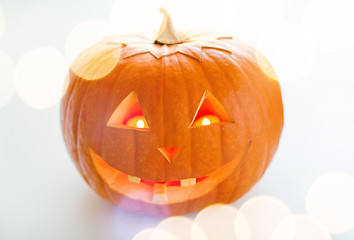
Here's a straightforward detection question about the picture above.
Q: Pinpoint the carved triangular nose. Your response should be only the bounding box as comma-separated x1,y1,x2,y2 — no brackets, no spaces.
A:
157,147,182,163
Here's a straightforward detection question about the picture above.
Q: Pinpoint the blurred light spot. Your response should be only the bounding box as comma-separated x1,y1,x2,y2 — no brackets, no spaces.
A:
272,215,331,240
70,41,122,81
15,47,67,109
151,229,178,240
0,5,5,40
153,216,206,240
0,51,15,108
306,173,354,234
133,228,155,240
236,196,292,240
222,0,284,42
257,23,316,82
234,210,251,240
65,19,115,66
255,51,278,81
303,0,354,52
192,204,240,240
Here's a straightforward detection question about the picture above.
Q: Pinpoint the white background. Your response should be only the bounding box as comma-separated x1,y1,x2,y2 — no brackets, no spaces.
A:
0,0,354,239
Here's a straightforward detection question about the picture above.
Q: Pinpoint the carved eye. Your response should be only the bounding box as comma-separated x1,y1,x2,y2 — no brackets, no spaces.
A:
189,90,233,128
107,91,149,130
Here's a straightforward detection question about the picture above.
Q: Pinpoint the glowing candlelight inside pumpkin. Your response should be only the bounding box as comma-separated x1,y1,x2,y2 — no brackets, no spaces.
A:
202,118,211,126
137,119,145,128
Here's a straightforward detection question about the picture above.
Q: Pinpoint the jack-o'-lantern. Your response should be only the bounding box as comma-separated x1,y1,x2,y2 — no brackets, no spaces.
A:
61,9,283,216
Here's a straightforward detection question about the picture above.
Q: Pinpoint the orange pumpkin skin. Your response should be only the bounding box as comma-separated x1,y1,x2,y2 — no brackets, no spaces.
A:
61,33,283,216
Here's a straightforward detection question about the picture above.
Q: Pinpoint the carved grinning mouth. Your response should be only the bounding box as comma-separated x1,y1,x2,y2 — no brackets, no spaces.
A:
89,141,251,204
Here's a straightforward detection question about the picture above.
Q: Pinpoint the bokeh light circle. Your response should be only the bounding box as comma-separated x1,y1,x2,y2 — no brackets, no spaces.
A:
153,216,206,240
0,4,5,40
236,196,292,240
65,19,115,66
151,229,178,240
0,51,15,108
15,47,67,109
132,228,155,240
192,204,241,240
306,173,354,234
271,215,331,240
69,41,122,81
303,0,354,52
255,51,278,81
257,22,316,82
234,210,251,240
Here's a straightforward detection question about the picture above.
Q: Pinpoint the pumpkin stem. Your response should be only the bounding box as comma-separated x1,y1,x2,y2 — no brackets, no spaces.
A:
155,8,184,45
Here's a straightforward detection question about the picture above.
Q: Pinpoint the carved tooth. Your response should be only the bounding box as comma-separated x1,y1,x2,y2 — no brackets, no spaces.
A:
128,175,141,184
180,178,196,187
152,183,168,203
152,193,168,203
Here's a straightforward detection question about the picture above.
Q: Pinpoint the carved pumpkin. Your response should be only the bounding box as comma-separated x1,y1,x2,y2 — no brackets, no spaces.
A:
61,9,283,216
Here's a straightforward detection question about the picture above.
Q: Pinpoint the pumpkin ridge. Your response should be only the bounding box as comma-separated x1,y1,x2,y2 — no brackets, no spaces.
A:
198,52,234,167
227,50,269,140
251,57,283,140
62,73,78,136
231,56,280,179
213,139,253,204
199,60,224,168
245,70,272,174
76,85,93,182
188,53,222,172
238,58,281,171
160,56,168,179
98,61,132,175
61,72,76,145
61,78,78,169
69,77,90,176
132,60,152,179
174,54,193,178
